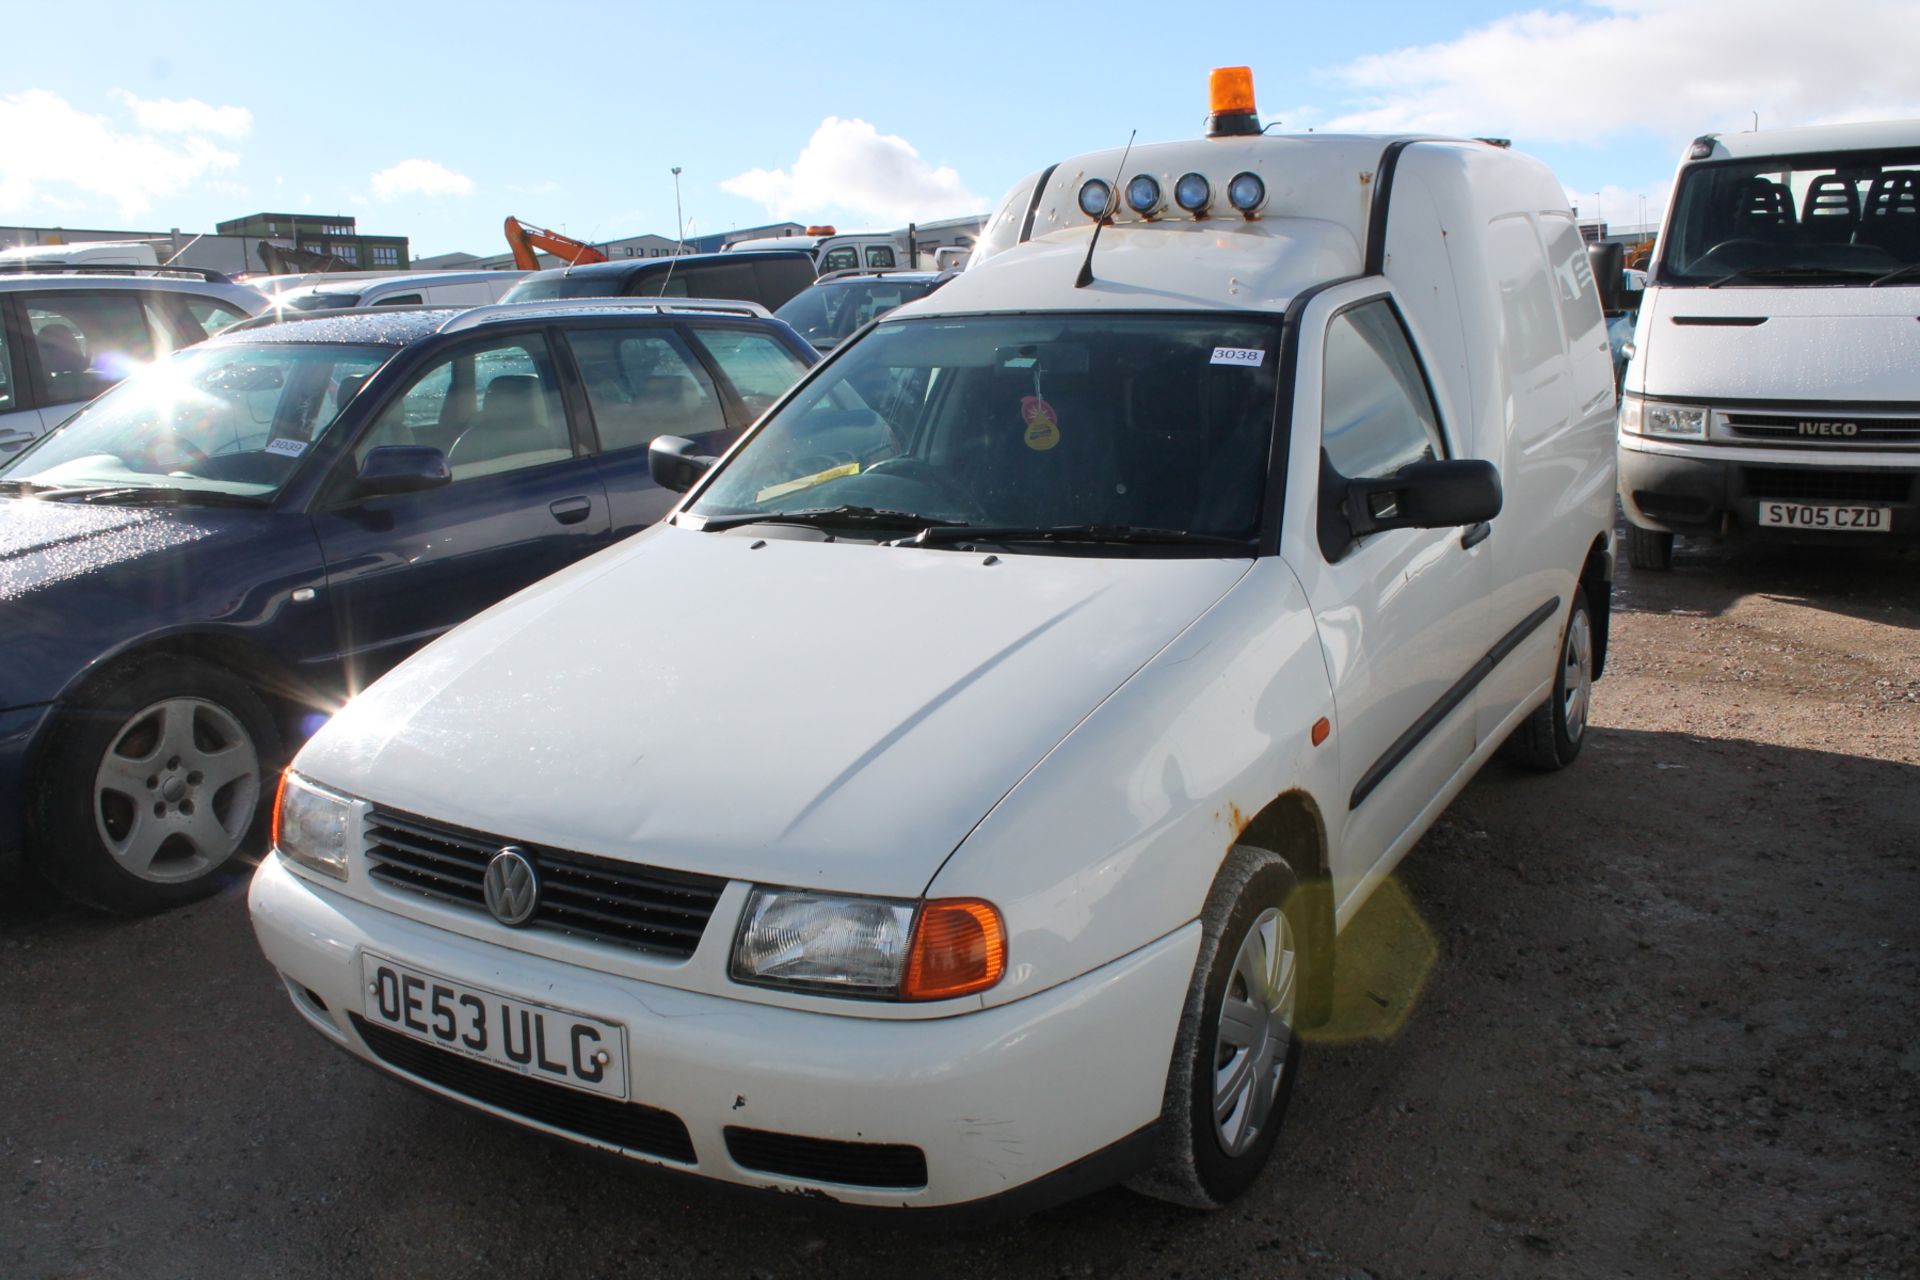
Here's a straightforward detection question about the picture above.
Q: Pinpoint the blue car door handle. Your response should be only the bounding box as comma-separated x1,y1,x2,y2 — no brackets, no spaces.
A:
549,496,594,525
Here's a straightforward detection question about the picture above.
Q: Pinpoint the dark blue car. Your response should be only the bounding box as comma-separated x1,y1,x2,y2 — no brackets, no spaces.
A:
0,300,815,912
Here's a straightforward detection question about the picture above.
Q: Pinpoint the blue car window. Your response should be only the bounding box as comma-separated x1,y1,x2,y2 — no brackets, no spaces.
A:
688,328,809,418
567,328,726,454
356,335,573,483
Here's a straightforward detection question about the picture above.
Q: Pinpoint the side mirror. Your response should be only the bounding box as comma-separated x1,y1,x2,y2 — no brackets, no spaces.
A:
648,434,717,493
1345,458,1503,538
356,445,450,496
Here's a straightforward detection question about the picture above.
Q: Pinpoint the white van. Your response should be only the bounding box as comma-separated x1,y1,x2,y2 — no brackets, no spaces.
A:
272,270,528,313
1619,120,1920,568
0,241,160,268
725,228,906,274
251,70,1616,1214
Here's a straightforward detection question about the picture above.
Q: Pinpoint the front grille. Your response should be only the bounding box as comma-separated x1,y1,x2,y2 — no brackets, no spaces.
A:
363,807,726,958
352,1015,696,1163
1725,413,1920,446
1742,467,1914,503
725,1126,929,1189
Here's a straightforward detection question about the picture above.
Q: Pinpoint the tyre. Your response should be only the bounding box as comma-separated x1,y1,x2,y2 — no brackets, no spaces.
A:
29,657,280,914
1502,588,1594,772
1625,523,1673,571
1130,846,1308,1208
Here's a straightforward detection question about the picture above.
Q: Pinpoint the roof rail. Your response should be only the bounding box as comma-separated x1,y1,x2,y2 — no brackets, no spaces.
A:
436,296,773,334
0,262,235,284
221,303,452,334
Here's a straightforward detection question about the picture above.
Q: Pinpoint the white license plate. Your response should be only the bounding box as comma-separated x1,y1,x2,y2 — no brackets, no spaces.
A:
360,953,628,1100
1757,502,1892,531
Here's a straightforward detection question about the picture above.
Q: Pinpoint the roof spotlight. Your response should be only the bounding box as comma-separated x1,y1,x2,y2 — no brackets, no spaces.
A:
1227,171,1267,216
1077,178,1115,220
1125,174,1163,216
1175,172,1212,215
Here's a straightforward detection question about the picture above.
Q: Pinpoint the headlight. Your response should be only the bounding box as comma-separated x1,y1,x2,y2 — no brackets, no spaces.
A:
1125,174,1163,216
274,770,354,880
731,888,1007,1001
1175,171,1212,214
1227,170,1267,215
1621,395,1708,439
1077,178,1114,220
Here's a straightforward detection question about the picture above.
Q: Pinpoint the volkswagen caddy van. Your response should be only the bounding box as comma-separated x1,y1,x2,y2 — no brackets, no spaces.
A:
251,70,1617,1215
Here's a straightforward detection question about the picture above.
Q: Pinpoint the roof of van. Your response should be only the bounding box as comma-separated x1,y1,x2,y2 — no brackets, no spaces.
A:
896,132,1531,319
1696,118,1920,162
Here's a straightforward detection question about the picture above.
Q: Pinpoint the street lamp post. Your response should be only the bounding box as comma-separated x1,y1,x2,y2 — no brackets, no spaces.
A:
671,167,684,255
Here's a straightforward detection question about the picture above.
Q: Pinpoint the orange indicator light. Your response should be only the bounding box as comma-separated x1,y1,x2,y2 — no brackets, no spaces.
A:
1209,66,1257,118
1311,717,1331,746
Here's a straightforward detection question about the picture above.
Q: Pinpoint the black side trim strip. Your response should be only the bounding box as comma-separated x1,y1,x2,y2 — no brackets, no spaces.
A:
1018,163,1061,244
1349,596,1562,811
1671,315,1767,327
1364,139,1422,276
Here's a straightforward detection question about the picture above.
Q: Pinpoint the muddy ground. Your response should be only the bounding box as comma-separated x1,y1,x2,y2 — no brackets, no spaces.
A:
3,532,1916,1280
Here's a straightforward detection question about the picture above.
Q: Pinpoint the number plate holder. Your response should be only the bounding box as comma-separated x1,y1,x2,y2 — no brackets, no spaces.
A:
360,952,628,1100
1757,502,1892,532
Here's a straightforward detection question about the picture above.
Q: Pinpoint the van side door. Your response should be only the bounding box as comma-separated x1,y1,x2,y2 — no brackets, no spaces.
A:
1283,289,1497,902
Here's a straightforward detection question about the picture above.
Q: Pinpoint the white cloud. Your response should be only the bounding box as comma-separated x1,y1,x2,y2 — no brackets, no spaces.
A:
1323,0,1920,143
722,117,982,224
370,158,475,201
0,89,243,219
113,90,251,138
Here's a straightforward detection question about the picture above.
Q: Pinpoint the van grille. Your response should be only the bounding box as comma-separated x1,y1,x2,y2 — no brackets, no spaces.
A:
350,1015,696,1163
1724,413,1920,446
1741,468,1914,503
362,807,726,959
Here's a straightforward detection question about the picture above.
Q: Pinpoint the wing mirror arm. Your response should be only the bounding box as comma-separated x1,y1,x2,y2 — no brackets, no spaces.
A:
649,435,718,494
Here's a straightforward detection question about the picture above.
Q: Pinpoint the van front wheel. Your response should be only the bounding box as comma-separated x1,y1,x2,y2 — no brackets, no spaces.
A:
1625,524,1673,571
1129,846,1306,1209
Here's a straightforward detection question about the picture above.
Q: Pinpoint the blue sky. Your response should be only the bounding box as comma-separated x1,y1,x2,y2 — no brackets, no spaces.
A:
3,0,1915,257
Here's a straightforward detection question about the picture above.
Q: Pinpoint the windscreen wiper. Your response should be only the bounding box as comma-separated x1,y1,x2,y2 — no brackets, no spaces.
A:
1867,263,1920,288
694,505,968,534
906,523,1257,550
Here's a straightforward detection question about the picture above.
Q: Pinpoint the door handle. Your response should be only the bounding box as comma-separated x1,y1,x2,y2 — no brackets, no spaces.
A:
1461,521,1491,550
548,496,594,526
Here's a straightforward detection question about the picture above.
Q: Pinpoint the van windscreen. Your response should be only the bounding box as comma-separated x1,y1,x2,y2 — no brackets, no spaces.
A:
1660,146,1920,286
687,313,1282,549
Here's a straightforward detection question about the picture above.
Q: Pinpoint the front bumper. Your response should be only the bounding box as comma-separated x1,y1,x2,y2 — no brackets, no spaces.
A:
250,854,1198,1210
1618,438,1920,545
0,703,55,855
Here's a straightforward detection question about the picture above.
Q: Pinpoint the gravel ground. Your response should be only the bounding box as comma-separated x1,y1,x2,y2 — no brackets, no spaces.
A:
3,532,1916,1280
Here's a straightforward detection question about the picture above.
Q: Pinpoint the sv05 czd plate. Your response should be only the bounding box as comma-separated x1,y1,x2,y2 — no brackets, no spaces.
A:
1758,502,1892,531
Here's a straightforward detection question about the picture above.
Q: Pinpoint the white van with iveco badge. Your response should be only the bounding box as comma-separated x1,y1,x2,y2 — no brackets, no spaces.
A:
250,69,1617,1215
1618,120,1920,568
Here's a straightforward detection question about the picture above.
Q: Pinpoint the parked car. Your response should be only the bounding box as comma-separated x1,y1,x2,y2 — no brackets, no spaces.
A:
0,298,815,913
251,72,1615,1214
0,267,268,458
504,250,817,313
773,269,954,352
274,270,528,313
725,229,906,274
1619,120,1920,568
